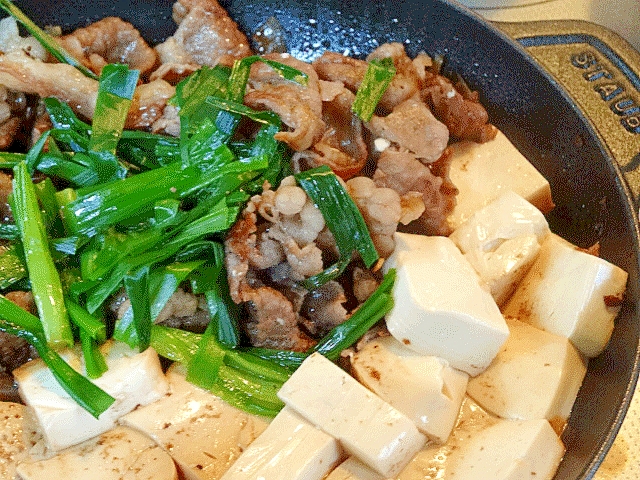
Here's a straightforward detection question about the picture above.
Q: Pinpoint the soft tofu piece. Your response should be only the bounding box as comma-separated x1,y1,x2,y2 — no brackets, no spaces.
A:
447,130,554,230
467,318,587,425
13,340,169,451
449,190,551,305
352,335,468,443
503,233,628,357
0,402,31,480
220,406,342,480
277,352,425,478
383,234,509,376
446,419,565,480
16,425,178,480
121,363,268,480
325,458,383,480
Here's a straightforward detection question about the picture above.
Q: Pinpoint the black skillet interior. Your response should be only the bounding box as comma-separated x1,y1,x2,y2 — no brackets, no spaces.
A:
11,0,640,478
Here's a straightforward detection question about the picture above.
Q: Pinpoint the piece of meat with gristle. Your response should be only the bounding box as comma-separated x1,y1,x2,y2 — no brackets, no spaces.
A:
367,94,449,164
373,147,456,235
345,176,404,259
421,70,497,143
245,54,325,152
59,17,157,76
152,0,251,82
293,81,368,179
225,177,352,350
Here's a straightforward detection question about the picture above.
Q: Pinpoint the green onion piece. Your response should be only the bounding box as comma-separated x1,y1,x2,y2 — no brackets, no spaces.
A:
123,265,152,351
0,294,43,333
12,161,73,347
44,98,92,136
295,165,379,285
24,130,51,172
0,318,114,418
186,321,226,390
0,1,98,79
352,57,396,122
204,97,281,125
208,381,281,418
0,152,26,169
222,349,291,384
34,177,64,237
241,347,309,372
90,65,139,156
0,223,19,241
150,325,202,364
66,299,106,342
172,65,231,117
117,131,180,170
227,56,308,102
215,365,284,412
79,329,108,379
203,278,240,348
313,269,395,360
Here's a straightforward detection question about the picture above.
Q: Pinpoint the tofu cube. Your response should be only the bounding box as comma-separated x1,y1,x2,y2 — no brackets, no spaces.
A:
221,406,342,480
277,352,426,478
446,419,565,480
352,336,468,443
467,318,587,425
121,363,268,480
503,234,628,357
16,426,178,480
383,234,509,376
325,458,384,480
447,131,554,230
13,341,169,451
449,190,551,305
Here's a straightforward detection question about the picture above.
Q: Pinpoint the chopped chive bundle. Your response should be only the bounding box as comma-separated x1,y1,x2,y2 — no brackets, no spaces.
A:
352,57,396,121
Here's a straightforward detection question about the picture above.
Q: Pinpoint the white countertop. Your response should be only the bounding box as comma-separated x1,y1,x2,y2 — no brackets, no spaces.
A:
465,1,640,478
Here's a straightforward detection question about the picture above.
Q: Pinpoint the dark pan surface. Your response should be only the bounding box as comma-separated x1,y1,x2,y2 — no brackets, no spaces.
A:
11,0,640,478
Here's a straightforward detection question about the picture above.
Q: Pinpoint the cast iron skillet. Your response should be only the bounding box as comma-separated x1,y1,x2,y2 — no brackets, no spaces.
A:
11,0,640,478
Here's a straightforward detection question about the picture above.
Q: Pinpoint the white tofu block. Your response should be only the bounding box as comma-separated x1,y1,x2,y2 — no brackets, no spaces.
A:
446,419,565,480
220,406,342,480
447,131,554,230
121,363,268,480
278,352,426,477
450,191,551,305
0,402,30,480
16,426,178,480
352,336,468,443
325,458,383,480
467,318,587,424
503,234,628,357
383,234,509,376
13,341,169,451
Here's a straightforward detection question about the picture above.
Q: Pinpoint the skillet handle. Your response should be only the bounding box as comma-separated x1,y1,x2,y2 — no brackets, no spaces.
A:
495,20,640,205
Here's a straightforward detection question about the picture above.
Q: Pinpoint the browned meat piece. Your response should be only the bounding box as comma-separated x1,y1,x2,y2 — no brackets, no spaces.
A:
0,371,20,403
0,51,175,127
299,281,348,337
373,148,456,236
0,171,13,223
0,117,19,150
421,71,497,143
243,287,315,351
0,51,98,119
313,43,421,112
352,267,380,304
245,54,324,151
0,292,36,376
126,79,176,130
5,291,35,314
295,82,368,179
367,95,449,163
60,17,157,76
154,0,251,79
313,51,367,92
